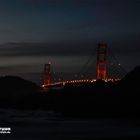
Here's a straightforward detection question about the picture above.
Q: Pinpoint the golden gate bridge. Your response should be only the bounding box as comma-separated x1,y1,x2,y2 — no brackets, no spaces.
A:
41,43,126,89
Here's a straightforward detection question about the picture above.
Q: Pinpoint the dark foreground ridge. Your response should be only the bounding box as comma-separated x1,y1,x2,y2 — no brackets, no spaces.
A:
0,66,140,118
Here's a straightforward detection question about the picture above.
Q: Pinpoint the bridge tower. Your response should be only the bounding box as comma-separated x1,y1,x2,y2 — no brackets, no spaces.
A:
96,43,107,80
43,63,51,86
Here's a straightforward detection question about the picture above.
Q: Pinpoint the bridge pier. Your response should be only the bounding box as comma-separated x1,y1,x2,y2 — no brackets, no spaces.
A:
43,63,51,87
96,43,107,81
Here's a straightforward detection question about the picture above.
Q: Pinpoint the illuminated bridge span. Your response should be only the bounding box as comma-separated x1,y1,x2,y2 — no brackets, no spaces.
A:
42,78,121,88
42,79,97,88
41,43,126,89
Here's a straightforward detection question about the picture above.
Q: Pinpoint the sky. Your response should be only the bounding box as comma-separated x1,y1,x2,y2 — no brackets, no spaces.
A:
0,0,140,84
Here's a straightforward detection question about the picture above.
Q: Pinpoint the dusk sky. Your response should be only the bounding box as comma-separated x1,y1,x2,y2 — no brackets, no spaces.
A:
0,0,140,83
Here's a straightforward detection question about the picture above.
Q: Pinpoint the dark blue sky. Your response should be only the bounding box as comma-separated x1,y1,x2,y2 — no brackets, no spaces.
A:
0,0,140,83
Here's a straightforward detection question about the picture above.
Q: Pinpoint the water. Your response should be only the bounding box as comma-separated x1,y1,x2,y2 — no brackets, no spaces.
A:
0,109,140,140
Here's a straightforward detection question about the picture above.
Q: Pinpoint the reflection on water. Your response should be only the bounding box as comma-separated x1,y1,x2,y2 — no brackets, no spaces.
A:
0,109,140,139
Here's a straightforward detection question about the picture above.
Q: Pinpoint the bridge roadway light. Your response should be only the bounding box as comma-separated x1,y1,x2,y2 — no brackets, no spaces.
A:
41,85,45,88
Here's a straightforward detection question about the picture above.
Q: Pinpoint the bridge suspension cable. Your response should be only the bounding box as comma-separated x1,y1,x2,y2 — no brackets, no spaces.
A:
108,48,127,78
78,46,97,78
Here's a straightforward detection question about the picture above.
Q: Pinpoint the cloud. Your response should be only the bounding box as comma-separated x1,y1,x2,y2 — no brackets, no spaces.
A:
0,41,97,57
0,39,139,59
